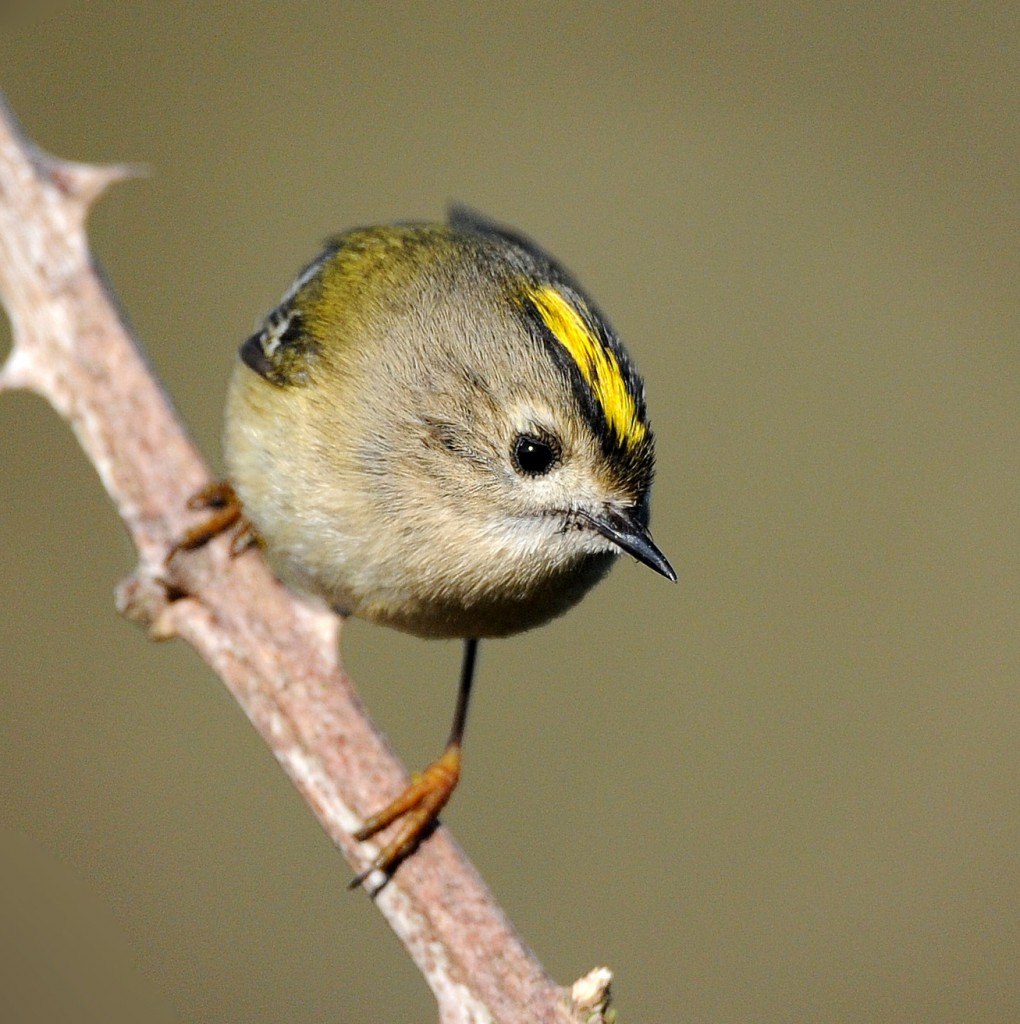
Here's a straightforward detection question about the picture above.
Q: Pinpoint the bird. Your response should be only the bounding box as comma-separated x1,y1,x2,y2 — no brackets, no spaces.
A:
172,206,675,885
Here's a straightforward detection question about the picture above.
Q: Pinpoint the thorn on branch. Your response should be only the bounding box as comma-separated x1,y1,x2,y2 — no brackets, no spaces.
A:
47,159,148,210
0,345,41,394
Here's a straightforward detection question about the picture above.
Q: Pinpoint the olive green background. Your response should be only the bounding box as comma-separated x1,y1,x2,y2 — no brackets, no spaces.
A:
1,3,1017,1022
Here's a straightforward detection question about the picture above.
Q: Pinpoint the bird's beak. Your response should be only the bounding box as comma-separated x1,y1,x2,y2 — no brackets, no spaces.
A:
579,509,677,582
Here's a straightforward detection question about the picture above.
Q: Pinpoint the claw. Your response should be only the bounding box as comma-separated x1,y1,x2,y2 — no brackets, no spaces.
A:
186,481,236,511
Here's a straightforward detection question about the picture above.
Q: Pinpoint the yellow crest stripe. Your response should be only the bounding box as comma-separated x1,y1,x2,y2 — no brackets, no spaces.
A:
526,285,646,448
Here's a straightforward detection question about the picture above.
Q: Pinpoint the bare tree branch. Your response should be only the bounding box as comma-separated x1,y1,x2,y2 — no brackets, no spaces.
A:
0,92,612,1024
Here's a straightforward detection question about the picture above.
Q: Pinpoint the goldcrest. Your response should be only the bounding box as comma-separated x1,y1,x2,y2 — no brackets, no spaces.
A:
181,207,674,883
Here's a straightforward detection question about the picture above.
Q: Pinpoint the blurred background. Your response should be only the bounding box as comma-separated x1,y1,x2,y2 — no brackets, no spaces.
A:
1,3,1018,1022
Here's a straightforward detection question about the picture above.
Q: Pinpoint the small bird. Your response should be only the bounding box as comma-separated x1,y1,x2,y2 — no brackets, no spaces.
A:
175,207,675,884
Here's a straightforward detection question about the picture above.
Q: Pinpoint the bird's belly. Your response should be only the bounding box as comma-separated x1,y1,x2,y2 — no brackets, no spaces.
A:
332,549,615,639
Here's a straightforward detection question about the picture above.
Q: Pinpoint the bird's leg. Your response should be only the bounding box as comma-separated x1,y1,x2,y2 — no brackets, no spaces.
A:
351,638,478,887
167,481,260,559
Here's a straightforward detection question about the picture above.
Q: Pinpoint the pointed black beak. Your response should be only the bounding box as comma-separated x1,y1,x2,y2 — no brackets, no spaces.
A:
579,509,677,582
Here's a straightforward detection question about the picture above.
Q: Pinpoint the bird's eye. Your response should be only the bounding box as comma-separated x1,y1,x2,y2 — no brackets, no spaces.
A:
512,433,559,476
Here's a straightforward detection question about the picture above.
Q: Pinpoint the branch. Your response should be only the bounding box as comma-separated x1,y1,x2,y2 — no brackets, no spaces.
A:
0,93,613,1024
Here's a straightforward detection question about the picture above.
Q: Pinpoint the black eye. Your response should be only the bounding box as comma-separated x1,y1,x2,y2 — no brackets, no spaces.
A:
512,433,559,476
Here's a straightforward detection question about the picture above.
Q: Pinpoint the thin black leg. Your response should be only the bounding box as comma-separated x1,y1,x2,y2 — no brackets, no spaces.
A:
447,637,478,749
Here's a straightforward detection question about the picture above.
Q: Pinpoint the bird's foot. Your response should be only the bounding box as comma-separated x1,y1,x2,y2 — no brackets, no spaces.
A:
350,744,461,889
167,481,259,560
